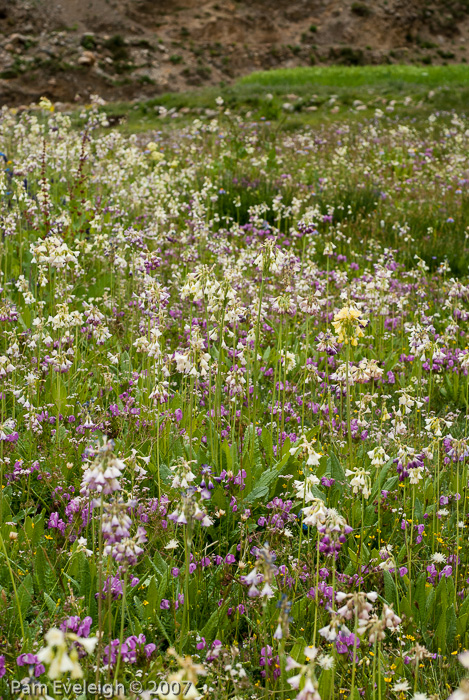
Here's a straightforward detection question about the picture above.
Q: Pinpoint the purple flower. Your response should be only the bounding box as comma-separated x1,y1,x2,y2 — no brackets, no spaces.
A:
17,653,45,677
17,653,38,666
145,643,156,658
439,565,453,580
60,615,92,638
335,632,360,661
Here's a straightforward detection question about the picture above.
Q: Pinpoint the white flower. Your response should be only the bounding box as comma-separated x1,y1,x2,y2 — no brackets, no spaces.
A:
431,552,446,564
74,537,93,557
304,646,318,661
75,636,98,654
367,446,389,467
318,654,334,670
345,466,371,499
45,628,66,646
302,499,327,528
293,474,320,502
459,650,469,669
285,656,301,671
289,435,322,466
36,626,96,680
392,679,410,693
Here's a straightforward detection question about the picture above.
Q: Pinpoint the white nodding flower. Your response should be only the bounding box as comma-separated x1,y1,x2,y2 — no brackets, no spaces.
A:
73,635,98,655
273,623,283,640
392,679,410,693
285,656,301,671
367,446,389,467
290,435,322,467
345,466,371,499
287,673,302,690
318,654,334,670
459,650,469,669
37,627,94,680
302,499,327,528
303,646,318,661
260,582,274,599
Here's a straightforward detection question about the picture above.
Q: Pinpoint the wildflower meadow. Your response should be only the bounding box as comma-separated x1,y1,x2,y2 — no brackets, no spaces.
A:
2,77,469,699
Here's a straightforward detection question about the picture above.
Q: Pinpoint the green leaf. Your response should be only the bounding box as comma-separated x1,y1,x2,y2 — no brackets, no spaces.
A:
383,571,396,607
329,452,345,482
222,440,233,472
426,587,436,621
364,504,376,527
34,548,47,591
457,612,468,637
460,594,469,618
44,592,56,615
414,498,424,522
146,576,159,613
291,596,308,621
201,599,230,643
425,481,434,501
132,595,146,622
153,551,169,576
370,458,393,500
318,669,334,698
78,553,91,599
52,376,68,412
157,570,169,606
261,429,274,462
436,606,447,653
400,595,412,621
289,637,307,663
436,577,448,610
243,459,288,503
447,604,457,649
18,573,33,617
414,573,428,625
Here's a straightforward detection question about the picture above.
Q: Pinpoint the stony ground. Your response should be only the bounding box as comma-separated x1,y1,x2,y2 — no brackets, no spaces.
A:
1,0,469,106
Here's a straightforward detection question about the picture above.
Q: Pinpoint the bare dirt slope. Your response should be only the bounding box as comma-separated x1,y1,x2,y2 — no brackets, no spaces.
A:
1,0,469,105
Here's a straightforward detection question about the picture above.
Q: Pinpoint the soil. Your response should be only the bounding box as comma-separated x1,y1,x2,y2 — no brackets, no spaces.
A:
1,0,469,106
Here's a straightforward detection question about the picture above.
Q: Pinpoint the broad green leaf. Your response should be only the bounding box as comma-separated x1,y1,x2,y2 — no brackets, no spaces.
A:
383,571,397,607
18,573,33,617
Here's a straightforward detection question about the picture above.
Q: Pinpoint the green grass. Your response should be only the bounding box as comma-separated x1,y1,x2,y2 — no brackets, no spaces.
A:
238,63,469,89
103,64,469,135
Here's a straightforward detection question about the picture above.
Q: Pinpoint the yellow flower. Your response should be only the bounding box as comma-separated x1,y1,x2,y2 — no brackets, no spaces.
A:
39,96,54,112
331,305,367,346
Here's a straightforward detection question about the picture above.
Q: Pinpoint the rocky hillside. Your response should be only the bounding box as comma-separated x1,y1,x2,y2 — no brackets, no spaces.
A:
1,0,469,105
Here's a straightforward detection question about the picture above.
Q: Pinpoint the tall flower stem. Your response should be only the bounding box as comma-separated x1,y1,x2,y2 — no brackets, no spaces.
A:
250,275,266,493
345,344,352,458
114,571,128,681
180,524,192,651
95,497,104,686
0,531,25,649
